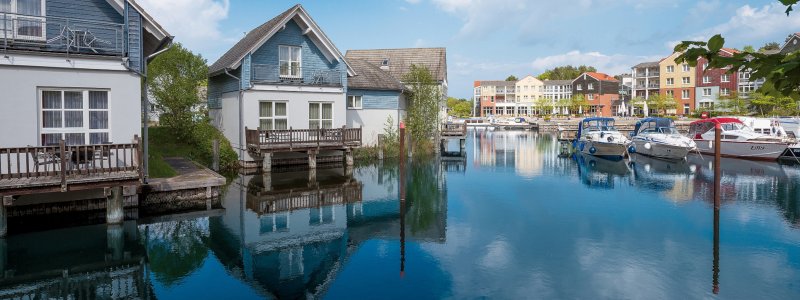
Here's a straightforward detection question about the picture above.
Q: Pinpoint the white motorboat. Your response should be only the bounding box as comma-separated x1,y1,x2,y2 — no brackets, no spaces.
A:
630,117,696,160
573,117,631,161
688,117,790,161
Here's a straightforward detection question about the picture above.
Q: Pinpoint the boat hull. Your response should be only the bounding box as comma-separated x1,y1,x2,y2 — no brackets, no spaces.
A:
576,140,629,160
694,139,788,161
632,139,693,160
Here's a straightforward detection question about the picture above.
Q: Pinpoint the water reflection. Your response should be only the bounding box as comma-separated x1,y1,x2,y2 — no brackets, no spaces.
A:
1,131,800,299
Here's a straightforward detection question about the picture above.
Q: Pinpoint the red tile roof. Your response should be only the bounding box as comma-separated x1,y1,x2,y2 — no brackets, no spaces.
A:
585,72,618,82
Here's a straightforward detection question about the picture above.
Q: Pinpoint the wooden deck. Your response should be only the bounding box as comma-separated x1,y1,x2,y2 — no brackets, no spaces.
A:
441,123,467,138
0,138,143,197
246,181,363,215
245,127,362,154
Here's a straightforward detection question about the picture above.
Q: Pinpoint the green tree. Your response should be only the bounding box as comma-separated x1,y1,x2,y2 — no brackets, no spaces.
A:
631,96,648,116
534,97,552,115
743,45,756,53
760,42,781,52
538,65,597,80
403,64,441,150
750,92,797,116
147,43,208,139
673,1,800,98
569,94,591,115
647,93,678,116
446,97,472,118
716,92,750,115
505,75,518,81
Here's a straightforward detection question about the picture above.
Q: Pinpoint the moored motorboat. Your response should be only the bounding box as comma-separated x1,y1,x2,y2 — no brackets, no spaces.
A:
573,117,631,160
688,117,790,161
630,117,696,160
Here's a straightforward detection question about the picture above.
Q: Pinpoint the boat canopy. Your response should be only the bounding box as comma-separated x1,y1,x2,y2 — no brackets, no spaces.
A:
633,117,674,136
577,117,616,138
688,117,744,139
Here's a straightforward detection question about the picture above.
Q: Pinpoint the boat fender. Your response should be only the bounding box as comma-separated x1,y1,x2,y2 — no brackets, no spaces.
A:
708,140,713,149
628,145,636,153
644,142,651,150
589,146,597,154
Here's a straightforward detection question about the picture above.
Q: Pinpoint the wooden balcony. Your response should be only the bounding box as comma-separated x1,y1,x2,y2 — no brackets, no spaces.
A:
245,127,362,154
247,180,362,216
0,137,143,197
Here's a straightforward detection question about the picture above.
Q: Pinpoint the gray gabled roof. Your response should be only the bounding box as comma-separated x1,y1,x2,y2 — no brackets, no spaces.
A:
345,48,447,83
209,5,298,75
633,61,659,68
347,59,404,91
543,80,573,85
208,4,354,76
477,80,515,86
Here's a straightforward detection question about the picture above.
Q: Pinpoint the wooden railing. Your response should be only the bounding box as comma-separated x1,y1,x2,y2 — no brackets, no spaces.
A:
0,136,143,194
245,127,362,151
441,123,467,137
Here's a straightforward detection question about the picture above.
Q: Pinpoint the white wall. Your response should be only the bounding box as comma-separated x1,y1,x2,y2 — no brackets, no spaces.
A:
0,66,142,147
346,109,405,146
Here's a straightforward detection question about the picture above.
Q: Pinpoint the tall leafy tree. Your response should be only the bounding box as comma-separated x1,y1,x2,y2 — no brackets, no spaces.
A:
403,64,441,149
760,42,781,52
538,65,597,80
446,97,472,118
716,92,750,115
647,93,678,116
147,43,208,139
505,75,518,81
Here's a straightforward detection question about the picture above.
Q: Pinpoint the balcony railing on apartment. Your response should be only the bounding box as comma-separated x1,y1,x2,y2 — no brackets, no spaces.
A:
1,13,125,56
634,72,660,78
0,137,143,196
634,84,660,89
252,64,343,87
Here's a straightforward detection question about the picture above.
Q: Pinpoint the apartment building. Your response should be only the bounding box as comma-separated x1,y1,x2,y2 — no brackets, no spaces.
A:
515,75,544,116
475,80,516,117
695,48,739,111
572,72,620,117
631,62,660,100
542,80,573,114
659,52,695,115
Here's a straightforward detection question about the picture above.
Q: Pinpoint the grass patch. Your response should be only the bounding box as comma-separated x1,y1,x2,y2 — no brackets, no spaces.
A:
148,124,239,178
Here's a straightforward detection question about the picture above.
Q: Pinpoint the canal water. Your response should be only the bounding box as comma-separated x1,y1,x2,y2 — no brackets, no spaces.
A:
2,130,800,299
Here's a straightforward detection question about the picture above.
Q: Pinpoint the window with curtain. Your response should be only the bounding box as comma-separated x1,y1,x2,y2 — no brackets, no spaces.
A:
258,101,287,130
309,102,333,129
40,90,110,145
347,95,362,109
279,45,301,78
2,0,45,40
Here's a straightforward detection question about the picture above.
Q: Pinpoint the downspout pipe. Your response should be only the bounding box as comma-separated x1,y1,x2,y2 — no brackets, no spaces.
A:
223,69,244,160
140,36,174,183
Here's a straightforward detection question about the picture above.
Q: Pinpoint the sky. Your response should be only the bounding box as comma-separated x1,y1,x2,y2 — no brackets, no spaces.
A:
136,0,800,99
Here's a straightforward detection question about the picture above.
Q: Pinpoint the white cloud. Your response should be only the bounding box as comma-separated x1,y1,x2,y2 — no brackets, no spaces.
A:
530,50,662,75
672,3,800,50
405,0,422,4
136,0,231,57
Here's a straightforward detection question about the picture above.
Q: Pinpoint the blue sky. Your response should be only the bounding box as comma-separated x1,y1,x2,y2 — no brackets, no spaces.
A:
138,0,800,99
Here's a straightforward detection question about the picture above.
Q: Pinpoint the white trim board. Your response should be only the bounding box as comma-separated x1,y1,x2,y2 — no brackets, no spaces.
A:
0,54,129,71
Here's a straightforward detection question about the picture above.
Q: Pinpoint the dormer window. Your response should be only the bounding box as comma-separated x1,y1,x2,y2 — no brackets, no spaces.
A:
382,58,389,66
279,45,302,78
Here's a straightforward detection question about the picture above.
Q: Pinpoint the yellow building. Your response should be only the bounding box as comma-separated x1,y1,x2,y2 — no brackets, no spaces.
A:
659,52,696,115
515,75,544,116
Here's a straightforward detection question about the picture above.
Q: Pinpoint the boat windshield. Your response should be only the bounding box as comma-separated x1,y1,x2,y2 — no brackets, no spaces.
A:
658,127,679,134
721,122,745,131
583,120,616,131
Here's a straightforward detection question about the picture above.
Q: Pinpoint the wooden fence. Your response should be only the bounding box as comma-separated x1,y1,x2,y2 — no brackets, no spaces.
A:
0,137,143,195
441,123,467,137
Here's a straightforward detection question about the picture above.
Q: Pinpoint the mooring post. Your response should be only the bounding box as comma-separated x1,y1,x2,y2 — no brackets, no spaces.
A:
308,150,317,170
399,120,407,277
377,134,384,160
344,149,353,167
262,173,272,192
308,169,318,187
212,139,220,172
106,186,124,224
262,152,272,173
106,224,124,261
712,122,721,294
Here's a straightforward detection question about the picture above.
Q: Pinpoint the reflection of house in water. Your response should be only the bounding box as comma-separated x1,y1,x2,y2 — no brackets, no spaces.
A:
208,162,447,298
0,222,152,299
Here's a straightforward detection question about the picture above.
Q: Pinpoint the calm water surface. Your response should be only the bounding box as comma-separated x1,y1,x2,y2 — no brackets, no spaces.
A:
2,130,800,299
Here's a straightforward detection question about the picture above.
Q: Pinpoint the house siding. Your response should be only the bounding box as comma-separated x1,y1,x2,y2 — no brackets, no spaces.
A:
250,19,345,86
208,67,242,109
347,89,401,109
124,3,143,73
45,0,127,57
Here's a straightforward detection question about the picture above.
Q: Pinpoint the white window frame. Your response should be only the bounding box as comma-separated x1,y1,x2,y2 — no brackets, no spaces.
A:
684,103,690,114
587,83,594,90
39,89,111,146
309,102,334,129
682,77,690,85
258,101,288,130
278,45,302,78
681,90,690,99
721,74,730,83
0,0,46,41
666,78,674,86
702,76,710,84
703,88,711,96
587,94,594,100
666,66,674,73
347,95,362,109
682,64,690,72
576,85,582,91
720,88,730,96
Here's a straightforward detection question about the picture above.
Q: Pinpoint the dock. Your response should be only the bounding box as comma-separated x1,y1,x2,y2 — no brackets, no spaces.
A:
245,127,362,173
440,123,467,153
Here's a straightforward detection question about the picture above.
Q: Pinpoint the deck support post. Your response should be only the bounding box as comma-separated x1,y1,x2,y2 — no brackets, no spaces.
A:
308,150,318,170
262,153,272,173
308,169,317,187
0,203,6,238
460,139,466,152
345,165,353,178
106,224,124,261
262,173,272,192
106,186,124,224
344,149,353,167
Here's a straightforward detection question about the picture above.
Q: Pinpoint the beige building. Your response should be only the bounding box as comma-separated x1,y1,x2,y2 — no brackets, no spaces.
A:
515,75,544,116
659,52,696,115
